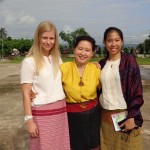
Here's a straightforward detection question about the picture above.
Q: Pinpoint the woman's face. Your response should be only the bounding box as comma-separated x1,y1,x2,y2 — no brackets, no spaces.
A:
40,31,55,56
74,40,94,66
105,30,123,57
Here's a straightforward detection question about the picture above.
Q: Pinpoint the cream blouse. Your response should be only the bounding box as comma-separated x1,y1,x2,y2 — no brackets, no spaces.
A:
99,59,127,110
20,56,66,106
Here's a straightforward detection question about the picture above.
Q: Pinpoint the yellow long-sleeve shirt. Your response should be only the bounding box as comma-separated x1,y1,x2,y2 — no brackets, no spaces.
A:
60,61,101,103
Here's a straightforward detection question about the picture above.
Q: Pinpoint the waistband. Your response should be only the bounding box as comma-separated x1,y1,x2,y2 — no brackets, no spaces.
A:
101,107,127,124
66,98,98,113
31,100,67,116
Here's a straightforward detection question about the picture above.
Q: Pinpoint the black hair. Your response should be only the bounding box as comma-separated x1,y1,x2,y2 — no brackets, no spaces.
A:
103,27,124,42
103,27,124,58
73,36,96,51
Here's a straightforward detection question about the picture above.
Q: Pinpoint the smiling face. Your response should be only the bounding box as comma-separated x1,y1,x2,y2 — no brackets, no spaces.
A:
74,40,94,66
40,30,55,56
104,30,123,59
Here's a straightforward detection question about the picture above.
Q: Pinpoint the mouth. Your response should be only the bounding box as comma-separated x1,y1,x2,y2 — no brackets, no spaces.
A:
110,48,117,52
78,56,87,60
45,45,51,49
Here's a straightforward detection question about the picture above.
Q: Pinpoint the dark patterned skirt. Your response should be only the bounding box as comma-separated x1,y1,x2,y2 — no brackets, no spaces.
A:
68,104,100,150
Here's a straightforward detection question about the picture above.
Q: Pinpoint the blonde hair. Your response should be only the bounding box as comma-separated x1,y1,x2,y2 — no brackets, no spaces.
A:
27,20,60,76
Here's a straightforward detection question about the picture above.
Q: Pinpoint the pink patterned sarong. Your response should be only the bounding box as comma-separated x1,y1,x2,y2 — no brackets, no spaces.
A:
29,100,70,150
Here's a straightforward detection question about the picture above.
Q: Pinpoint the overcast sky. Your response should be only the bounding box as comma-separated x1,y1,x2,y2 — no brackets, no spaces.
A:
0,0,150,45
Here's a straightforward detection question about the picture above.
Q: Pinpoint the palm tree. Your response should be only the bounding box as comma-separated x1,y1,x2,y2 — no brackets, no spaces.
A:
0,28,7,59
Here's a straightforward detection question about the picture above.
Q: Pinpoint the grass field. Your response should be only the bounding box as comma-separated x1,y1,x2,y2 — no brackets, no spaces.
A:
8,56,150,65
62,57,150,65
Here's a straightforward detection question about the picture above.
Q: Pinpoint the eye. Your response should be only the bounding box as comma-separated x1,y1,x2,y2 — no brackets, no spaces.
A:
106,39,112,43
85,49,91,52
50,37,55,40
42,37,48,40
116,39,120,42
78,47,83,51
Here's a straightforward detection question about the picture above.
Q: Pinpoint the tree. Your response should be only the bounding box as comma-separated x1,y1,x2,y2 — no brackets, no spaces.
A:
0,27,7,39
137,38,150,54
0,28,8,58
0,38,33,57
7,36,12,41
59,27,89,53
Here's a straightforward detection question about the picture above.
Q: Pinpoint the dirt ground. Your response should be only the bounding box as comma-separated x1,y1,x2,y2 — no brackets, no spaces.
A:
0,63,150,150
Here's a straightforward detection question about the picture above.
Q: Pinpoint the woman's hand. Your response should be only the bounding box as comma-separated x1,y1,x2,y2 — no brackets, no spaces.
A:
93,62,101,69
120,118,137,132
30,91,38,102
26,119,39,138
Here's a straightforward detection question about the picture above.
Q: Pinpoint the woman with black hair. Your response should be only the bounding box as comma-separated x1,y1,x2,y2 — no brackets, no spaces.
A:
60,36,101,150
99,27,144,150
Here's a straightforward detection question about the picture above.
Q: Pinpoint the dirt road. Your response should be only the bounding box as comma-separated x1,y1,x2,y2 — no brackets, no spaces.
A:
0,63,150,150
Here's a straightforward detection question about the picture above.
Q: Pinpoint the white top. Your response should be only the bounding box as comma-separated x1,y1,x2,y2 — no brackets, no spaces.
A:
20,55,66,106
99,59,127,110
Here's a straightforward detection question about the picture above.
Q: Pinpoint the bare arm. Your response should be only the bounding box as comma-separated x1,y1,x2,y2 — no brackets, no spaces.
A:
93,62,101,69
21,83,32,115
21,83,38,137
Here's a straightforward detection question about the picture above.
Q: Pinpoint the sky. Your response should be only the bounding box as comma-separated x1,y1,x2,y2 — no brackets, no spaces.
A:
0,0,150,45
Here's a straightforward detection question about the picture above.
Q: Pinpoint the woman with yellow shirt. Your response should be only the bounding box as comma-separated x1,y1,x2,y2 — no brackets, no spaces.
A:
60,36,101,150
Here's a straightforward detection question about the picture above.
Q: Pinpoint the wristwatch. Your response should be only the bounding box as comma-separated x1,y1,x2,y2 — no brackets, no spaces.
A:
24,115,33,122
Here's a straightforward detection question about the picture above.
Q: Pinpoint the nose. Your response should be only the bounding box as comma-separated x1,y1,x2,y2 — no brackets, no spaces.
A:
80,49,86,55
112,41,116,46
47,39,51,44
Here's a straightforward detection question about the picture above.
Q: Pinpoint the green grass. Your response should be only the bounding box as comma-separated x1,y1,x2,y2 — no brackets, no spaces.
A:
62,57,102,62
3,56,150,65
62,57,150,65
9,56,24,63
136,57,150,65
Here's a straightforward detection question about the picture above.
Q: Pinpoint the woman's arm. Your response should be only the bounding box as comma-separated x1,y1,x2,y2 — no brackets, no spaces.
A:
21,83,38,137
22,83,33,116
93,62,101,69
120,55,144,130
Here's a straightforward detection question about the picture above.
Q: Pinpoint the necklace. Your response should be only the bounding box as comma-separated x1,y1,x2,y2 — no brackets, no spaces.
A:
79,77,84,86
111,64,113,68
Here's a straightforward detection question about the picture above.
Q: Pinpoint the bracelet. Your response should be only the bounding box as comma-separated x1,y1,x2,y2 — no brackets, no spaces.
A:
24,115,33,122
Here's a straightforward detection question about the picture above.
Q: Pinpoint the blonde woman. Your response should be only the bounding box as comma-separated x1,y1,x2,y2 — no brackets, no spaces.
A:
20,21,70,150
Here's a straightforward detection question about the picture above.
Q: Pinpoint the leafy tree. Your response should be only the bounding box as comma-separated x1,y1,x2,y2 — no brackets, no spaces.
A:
0,27,7,39
19,39,33,54
137,38,150,54
7,36,12,41
143,39,150,54
59,44,68,53
59,27,89,53
123,47,130,54
0,38,33,57
95,45,101,54
0,27,33,58
137,43,144,54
